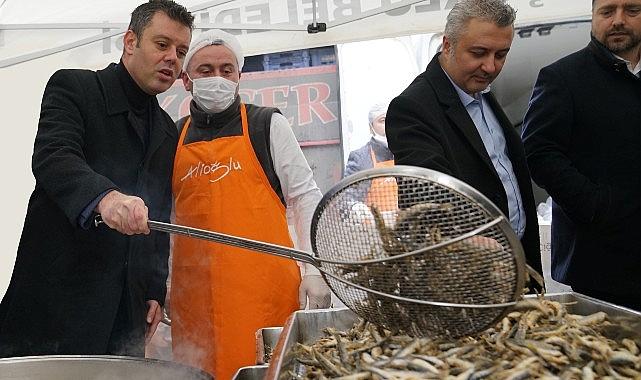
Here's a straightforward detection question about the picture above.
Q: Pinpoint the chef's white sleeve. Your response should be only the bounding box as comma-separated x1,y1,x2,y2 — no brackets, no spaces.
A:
269,113,323,276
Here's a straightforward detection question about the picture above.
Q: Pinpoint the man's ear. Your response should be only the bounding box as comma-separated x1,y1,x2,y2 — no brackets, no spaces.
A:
441,35,451,56
181,71,192,92
123,30,137,56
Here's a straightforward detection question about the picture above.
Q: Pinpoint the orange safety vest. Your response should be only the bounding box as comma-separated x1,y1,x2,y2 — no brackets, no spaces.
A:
365,145,397,212
171,104,300,379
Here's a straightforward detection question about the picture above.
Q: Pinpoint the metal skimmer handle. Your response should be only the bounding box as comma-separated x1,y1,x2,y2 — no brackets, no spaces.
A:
93,215,319,266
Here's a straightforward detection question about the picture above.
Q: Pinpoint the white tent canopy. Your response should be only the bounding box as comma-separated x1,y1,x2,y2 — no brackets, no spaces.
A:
0,0,591,298
1,0,591,68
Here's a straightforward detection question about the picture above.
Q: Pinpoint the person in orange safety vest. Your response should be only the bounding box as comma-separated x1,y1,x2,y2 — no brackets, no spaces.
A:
344,102,396,216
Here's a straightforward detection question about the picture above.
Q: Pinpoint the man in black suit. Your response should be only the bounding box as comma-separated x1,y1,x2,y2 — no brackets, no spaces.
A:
522,0,640,310
386,0,542,276
0,0,193,357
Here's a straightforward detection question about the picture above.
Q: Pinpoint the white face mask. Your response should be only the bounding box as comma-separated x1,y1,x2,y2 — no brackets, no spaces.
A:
373,133,388,148
190,76,238,113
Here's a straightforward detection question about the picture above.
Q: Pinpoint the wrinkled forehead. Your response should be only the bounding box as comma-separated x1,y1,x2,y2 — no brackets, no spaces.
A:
187,44,238,72
457,19,514,48
593,0,641,9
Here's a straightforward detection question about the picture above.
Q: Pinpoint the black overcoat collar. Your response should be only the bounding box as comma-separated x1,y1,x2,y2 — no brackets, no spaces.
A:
96,63,175,159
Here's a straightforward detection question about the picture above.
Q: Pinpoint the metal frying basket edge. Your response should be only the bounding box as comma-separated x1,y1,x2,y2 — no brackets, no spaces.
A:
310,165,527,311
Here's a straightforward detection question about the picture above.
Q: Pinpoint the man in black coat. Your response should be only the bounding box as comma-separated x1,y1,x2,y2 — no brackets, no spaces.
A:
386,0,543,277
0,0,194,357
522,0,640,310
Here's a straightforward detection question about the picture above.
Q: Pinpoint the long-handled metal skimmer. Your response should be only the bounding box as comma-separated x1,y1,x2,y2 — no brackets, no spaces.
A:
98,166,526,337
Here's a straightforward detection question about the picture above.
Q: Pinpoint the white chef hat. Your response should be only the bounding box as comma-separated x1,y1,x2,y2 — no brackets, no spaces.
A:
183,29,244,72
368,102,388,125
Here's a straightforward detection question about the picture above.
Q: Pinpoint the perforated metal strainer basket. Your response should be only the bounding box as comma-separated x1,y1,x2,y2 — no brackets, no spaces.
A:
310,165,526,337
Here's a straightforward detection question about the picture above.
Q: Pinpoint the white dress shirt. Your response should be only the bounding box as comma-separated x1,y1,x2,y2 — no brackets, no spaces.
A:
444,75,526,238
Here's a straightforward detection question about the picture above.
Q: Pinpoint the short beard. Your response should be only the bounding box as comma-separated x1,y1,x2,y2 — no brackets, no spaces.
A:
606,38,641,55
602,28,641,55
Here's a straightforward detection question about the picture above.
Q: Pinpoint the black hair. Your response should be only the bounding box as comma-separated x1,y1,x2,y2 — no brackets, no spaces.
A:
128,0,194,40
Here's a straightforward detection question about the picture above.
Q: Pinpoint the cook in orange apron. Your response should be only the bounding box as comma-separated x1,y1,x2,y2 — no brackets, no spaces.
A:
365,145,397,212
171,104,301,379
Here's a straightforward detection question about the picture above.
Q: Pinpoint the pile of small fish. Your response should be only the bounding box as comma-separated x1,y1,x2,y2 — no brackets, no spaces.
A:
290,297,641,379
331,202,518,338
265,344,274,363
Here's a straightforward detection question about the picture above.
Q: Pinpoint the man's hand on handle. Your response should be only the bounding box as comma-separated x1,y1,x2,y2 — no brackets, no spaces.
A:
97,190,150,235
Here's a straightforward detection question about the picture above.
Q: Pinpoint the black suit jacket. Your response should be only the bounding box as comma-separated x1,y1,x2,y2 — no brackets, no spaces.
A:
522,38,640,307
0,63,177,356
386,53,542,275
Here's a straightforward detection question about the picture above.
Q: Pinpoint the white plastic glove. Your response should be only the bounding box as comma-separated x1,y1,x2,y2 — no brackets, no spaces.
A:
298,274,331,309
349,202,374,224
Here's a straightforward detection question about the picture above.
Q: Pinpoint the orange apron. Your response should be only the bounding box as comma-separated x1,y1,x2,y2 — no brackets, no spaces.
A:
365,145,397,212
171,104,300,379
